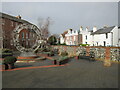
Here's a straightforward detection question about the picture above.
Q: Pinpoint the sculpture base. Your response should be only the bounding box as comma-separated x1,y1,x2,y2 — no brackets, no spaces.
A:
17,52,38,59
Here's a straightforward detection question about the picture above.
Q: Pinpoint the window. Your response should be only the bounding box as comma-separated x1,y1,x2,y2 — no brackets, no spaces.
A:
86,35,87,40
70,36,72,40
74,36,76,41
22,32,24,39
85,42,87,44
26,33,28,39
11,21,14,26
10,40,13,45
26,41,28,46
97,42,98,46
103,41,106,46
106,33,108,39
2,19,5,25
33,33,35,38
15,22,18,27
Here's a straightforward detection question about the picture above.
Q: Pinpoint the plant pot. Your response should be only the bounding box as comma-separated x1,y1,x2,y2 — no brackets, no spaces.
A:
53,60,57,65
3,63,9,70
0,64,6,70
75,56,79,60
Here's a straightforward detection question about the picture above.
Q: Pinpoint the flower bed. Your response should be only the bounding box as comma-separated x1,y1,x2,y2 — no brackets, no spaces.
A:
17,57,46,63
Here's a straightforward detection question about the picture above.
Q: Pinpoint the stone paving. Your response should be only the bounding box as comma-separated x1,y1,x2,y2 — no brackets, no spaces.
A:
2,58,119,88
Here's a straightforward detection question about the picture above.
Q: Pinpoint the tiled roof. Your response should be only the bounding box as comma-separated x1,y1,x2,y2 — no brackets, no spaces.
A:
0,12,32,25
91,26,115,35
61,31,68,37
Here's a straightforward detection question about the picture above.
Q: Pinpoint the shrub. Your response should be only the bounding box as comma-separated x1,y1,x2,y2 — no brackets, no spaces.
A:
61,43,66,45
3,56,17,64
60,51,68,56
2,49,13,53
79,44,90,46
1,49,13,58
58,56,68,61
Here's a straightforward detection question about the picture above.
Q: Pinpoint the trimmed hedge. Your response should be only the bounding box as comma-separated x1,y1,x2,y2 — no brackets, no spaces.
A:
0,49,13,58
3,56,17,64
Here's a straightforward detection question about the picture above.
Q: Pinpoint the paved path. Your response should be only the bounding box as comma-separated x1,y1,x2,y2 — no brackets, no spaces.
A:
2,58,119,88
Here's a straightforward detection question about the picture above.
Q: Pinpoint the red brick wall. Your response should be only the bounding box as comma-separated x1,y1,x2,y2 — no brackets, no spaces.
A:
2,18,22,50
1,17,37,50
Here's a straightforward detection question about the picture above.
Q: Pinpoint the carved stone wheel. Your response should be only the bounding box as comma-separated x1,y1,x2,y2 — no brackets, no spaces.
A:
13,24,42,52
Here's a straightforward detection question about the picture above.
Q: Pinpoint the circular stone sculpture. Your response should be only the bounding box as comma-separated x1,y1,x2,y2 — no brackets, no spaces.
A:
13,24,44,60
13,24,42,52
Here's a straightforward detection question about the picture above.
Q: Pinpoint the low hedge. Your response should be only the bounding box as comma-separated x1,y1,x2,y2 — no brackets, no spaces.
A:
0,49,13,58
2,49,13,53
79,44,90,46
3,56,17,64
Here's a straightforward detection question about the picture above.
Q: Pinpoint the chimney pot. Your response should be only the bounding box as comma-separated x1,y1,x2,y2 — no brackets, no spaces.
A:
16,15,21,19
93,26,97,32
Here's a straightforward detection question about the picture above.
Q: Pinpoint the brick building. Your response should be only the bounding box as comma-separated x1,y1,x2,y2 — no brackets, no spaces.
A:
0,12,38,50
60,29,82,45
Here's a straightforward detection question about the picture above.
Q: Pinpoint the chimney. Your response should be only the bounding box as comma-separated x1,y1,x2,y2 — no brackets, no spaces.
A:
103,25,108,28
86,27,89,31
93,26,97,32
80,26,83,32
16,15,21,19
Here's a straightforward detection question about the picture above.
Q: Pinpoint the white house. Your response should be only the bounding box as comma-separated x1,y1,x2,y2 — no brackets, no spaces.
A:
79,26,93,45
91,26,119,46
60,26,120,47
65,29,78,45
64,28,83,45
60,31,68,44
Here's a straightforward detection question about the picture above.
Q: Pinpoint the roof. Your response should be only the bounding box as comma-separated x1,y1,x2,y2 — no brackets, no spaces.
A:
61,31,68,37
91,26,115,35
0,12,32,25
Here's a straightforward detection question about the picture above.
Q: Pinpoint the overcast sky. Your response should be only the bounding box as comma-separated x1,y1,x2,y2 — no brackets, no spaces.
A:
2,2,118,34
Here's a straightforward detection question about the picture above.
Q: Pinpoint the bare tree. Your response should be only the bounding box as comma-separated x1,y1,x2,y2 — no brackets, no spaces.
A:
38,17,52,40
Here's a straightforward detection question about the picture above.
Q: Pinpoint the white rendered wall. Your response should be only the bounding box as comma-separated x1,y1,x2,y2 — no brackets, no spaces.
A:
60,35,65,44
118,28,120,46
80,30,92,45
111,26,119,46
93,33,112,46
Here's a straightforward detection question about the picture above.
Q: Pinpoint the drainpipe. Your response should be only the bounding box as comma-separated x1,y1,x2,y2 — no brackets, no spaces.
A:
111,32,113,46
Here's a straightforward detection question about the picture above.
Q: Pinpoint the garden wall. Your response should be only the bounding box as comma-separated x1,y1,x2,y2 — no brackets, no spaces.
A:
51,45,120,62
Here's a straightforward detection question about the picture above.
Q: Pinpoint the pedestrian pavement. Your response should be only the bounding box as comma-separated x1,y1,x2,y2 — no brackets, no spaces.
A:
2,58,119,88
